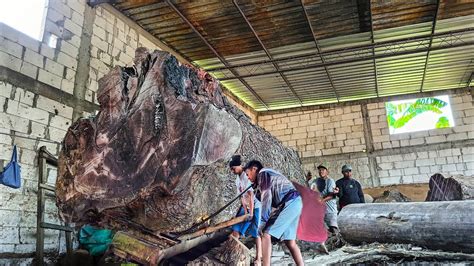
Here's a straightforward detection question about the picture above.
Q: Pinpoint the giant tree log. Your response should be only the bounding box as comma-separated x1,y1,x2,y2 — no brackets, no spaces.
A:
338,201,474,253
56,48,304,234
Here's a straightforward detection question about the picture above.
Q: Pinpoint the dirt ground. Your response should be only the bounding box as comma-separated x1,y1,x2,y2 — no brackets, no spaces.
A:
274,243,474,265
364,183,429,202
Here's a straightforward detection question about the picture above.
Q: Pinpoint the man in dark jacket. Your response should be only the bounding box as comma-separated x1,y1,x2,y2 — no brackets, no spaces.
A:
336,164,365,211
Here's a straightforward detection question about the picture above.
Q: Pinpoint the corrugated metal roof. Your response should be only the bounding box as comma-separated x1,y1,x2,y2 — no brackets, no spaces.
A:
109,0,474,112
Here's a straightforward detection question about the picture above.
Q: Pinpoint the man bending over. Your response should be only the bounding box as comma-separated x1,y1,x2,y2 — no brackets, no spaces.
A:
244,160,304,266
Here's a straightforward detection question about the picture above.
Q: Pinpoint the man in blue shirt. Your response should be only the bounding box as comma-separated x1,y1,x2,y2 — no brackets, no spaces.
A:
336,164,365,211
244,160,304,266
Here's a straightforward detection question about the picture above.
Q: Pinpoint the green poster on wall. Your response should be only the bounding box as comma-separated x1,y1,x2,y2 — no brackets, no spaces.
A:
385,95,454,134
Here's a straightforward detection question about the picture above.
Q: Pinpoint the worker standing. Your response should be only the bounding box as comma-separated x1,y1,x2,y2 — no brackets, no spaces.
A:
312,164,339,233
244,160,304,266
336,164,365,211
229,155,262,266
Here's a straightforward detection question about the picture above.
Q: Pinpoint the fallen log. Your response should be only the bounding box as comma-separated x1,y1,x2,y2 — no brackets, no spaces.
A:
426,173,474,201
56,48,304,234
338,201,474,253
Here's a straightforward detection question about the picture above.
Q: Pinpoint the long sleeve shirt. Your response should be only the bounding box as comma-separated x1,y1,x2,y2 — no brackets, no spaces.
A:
335,177,365,209
256,168,297,222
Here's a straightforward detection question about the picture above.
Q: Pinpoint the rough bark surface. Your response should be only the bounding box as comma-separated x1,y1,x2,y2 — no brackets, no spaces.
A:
425,173,474,201
373,189,411,203
214,236,250,265
339,201,474,253
189,236,250,265
56,49,304,233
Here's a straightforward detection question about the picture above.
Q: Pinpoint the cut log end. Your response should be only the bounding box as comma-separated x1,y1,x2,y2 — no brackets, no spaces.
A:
56,48,304,235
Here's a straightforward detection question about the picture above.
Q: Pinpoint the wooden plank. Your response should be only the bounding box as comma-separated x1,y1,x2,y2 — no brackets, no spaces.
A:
40,222,74,232
38,146,58,166
179,214,249,240
39,183,56,192
112,231,163,265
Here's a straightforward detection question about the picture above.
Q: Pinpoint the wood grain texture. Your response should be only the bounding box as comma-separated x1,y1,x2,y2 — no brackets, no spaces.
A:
56,48,304,234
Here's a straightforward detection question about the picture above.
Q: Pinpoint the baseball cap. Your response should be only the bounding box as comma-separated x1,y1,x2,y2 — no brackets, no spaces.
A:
341,164,352,172
317,164,328,170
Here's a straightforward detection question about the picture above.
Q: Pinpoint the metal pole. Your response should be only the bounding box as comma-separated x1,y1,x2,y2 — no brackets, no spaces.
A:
36,153,46,265
420,0,441,92
368,0,379,97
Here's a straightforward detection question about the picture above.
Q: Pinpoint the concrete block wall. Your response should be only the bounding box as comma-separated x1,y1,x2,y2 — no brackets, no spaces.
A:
369,92,474,186
259,105,366,157
258,89,474,188
0,80,70,256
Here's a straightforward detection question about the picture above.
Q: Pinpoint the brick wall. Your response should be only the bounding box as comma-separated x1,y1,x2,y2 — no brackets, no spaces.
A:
258,89,474,188
0,81,70,259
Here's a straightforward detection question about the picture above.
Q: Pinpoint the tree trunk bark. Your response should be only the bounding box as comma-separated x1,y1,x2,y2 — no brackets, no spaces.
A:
338,201,474,253
56,48,304,234
425,173,474,201
214,235,250,265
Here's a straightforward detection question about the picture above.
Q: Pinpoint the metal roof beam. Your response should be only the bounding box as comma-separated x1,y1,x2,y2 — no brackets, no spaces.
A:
420,0,441,92
367,0,379,97
206,28,473,72
300,0,340,102
217,38,474,81
164,0,269,110
233,0,303,106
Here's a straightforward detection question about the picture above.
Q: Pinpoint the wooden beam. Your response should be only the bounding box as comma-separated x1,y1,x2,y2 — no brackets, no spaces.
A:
179,214,249,241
